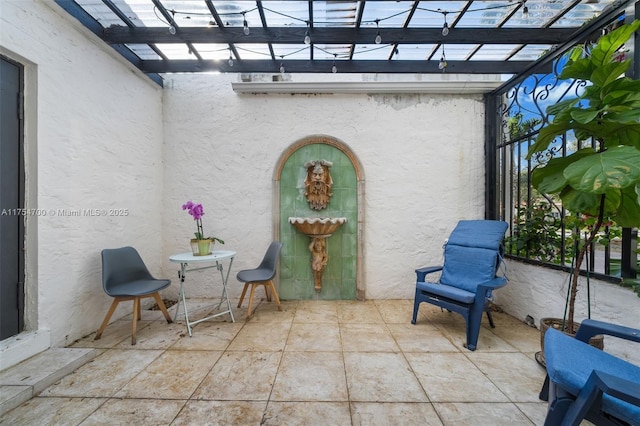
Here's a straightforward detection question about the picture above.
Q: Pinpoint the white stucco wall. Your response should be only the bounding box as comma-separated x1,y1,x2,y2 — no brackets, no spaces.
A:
1,0,164,348
161,73,487,301
495,260,640,364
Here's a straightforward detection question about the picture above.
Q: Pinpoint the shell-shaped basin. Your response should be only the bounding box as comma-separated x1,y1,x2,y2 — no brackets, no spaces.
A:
289,217,347,237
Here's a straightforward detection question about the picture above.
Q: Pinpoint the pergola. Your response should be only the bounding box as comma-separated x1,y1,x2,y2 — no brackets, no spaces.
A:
55,0,635,86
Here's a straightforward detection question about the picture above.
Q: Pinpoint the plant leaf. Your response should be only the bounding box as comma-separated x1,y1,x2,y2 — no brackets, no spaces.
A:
532,150,594,193
571,109,600,124
590,20,640,67
614,184,640,228
564,146,640,193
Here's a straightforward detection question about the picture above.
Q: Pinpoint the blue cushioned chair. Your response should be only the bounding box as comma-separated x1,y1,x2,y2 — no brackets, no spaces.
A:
540,319,640,425
411,220,508,351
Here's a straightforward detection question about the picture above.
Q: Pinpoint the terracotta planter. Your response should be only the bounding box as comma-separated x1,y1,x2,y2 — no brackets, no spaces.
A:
190,238,213,256
536,317,604,366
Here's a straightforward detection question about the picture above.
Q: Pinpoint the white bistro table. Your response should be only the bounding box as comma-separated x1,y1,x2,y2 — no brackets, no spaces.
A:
169,250,236,336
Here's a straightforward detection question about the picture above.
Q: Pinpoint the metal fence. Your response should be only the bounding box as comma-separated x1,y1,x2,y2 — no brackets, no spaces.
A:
485,6,638,283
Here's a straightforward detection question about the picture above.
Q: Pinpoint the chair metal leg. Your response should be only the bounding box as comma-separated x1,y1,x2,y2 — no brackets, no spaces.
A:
95,298,120,340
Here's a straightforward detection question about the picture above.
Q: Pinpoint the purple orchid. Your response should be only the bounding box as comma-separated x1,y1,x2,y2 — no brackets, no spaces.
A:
182,201,205,239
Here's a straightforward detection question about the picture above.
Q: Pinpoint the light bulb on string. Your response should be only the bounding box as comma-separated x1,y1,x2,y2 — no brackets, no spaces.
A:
243,13,250,35
332,55,338,73
441,12,449,36
304,23,311,44
374,19,382,44
279,56,285,73
169,10,176,34
522,1,529,19
438,47,447,71
228,51,234,67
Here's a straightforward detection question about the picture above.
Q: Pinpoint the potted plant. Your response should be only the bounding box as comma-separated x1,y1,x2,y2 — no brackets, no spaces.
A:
526,20,640,347
182,200,224,256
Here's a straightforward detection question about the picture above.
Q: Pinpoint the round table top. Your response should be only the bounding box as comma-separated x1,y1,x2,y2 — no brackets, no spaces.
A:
169,250,237,263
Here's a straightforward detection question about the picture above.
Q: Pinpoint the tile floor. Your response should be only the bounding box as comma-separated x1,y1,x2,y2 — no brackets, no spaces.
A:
1,298,552,425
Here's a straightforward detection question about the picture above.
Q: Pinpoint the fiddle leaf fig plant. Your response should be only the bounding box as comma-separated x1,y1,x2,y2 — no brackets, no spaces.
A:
526,20,640,331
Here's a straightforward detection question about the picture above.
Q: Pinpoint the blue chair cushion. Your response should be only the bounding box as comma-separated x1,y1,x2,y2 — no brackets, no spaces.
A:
545,328,640,424
440,245,498,293
446,220,509,250
416,281,476,304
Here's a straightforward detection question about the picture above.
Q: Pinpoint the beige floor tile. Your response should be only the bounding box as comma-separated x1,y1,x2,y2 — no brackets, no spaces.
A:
340,323,399,352
113,320,185,349
286,322,341,351
387,323,460,353
170,321,243,351
405,353,509,403
0,396,107,425
434,402,534,425
516,402,549,426
3,298,547,425
271,352,347,401
71,320,152,348
487,321,542,353
193,351,281,401
465,352,547,402
351,402,444,426
80,398,185,425
293,301,338,323
40,349,162,398
226,322,290,352
264,402,351,426
115,350,222,399
344,352,427,402
337,300,384,323
172,400,267,425
373,299,414,324
244,301,295,324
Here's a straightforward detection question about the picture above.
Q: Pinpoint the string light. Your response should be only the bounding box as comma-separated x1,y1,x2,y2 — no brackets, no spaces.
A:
168,9,176,34
441,11,449,36
279,56,285,73
243,12,250,35
332,54,338,73
228,50,234,67
438,46,447,71
304,23,311,44
375,19,382,44
522,1,529,19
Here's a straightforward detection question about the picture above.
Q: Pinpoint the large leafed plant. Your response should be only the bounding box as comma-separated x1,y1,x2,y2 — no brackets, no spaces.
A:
526,20,640,331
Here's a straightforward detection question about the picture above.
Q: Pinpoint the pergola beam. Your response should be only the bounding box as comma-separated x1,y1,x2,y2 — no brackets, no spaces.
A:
140,59,542,74
103,27,576,45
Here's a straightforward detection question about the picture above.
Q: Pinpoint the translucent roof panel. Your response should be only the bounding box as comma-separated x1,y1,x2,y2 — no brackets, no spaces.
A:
57,0,629,77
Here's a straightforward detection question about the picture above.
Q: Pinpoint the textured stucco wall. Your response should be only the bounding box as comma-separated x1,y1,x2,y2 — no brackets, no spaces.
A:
1,0,164,347
161,74,487,301
495,260,640,364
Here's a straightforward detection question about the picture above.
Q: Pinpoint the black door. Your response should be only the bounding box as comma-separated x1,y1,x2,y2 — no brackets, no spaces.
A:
0,56,25,340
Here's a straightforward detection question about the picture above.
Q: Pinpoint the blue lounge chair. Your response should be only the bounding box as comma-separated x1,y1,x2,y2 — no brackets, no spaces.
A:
540,319,640,425
411,219,508,351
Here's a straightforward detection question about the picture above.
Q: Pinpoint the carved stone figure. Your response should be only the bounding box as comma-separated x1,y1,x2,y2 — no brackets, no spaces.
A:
309,237,328,292
304,160,333,210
